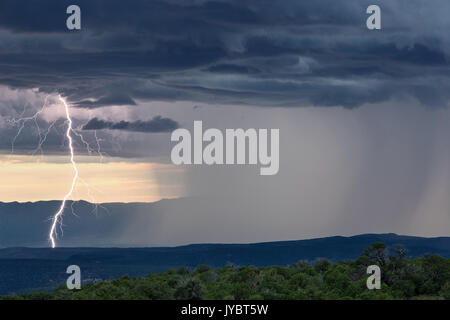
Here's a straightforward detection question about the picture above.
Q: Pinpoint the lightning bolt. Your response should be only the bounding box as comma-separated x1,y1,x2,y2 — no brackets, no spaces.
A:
9,95,51,156
8,93,109,248
48,96,79,248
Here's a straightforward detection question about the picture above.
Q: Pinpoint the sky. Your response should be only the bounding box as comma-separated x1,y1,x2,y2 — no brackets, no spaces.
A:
1,0,450,245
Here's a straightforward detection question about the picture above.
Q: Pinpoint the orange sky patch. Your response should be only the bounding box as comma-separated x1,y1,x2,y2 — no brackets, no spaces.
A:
0,155,185,203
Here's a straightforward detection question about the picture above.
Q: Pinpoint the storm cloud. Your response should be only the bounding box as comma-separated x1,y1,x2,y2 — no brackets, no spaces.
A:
0,0,448,108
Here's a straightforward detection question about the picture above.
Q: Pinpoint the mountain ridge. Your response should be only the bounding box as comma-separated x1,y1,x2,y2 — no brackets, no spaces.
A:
1,233,449,261
2,199,449,246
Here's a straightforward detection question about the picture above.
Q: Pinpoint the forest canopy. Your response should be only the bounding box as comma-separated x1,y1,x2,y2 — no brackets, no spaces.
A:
2,243,450,300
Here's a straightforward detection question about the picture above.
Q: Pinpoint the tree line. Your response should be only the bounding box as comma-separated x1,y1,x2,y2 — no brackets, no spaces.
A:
2,242,450,300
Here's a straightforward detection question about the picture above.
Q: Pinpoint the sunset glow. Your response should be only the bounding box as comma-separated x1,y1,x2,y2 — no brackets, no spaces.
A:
0,155,185,203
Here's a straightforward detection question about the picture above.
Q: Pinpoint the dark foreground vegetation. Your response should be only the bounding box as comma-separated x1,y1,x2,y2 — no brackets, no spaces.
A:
2,243,450,300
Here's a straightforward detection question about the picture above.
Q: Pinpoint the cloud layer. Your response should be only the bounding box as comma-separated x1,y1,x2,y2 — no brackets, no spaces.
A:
0,0,449,109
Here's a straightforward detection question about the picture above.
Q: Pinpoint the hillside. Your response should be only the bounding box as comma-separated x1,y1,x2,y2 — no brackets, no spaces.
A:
3,242,450,300
0,233,449,295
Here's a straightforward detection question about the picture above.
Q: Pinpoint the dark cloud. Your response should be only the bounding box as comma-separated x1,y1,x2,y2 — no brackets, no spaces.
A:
73,94,136,109
0,0,449,108
205,64,260,75
82,116,179,133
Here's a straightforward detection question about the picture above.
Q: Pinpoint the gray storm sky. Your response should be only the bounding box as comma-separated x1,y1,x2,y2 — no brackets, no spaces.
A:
1,0,450,245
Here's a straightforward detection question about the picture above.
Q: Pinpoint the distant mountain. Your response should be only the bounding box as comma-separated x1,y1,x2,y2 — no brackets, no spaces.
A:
0,233,449,295
0,200,166,247
3,199,448,249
